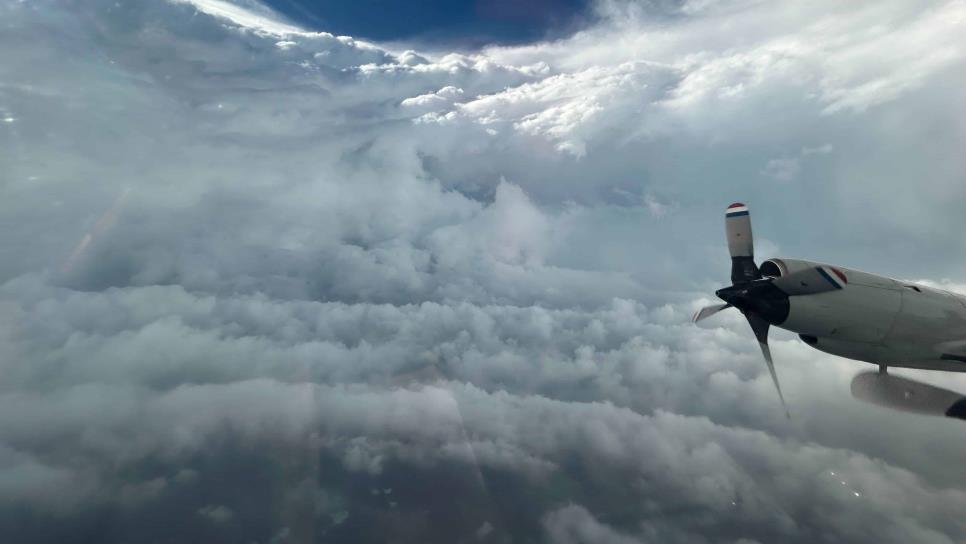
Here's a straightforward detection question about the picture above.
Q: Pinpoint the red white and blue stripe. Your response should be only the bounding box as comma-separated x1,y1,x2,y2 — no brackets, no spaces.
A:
726,203,749,218
816,266,848,290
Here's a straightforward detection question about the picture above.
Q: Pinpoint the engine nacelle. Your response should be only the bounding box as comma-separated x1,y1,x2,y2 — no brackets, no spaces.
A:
760,257,827,279
762,258,902,343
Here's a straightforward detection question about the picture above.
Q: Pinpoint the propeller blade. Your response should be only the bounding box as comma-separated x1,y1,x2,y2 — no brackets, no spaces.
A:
771,265,847,296
744,312,790,418
692,303,731,323
725,203,760,284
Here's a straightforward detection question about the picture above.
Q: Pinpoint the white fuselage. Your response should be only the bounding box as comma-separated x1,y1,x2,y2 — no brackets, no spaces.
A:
766,258,966,372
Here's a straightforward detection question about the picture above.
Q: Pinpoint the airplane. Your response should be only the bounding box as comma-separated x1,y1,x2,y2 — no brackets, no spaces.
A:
693,202,966,415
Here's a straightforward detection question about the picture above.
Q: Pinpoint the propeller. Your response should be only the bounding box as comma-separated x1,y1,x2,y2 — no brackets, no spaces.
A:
746,312,789,419
692,303,730,323
693,202,793,416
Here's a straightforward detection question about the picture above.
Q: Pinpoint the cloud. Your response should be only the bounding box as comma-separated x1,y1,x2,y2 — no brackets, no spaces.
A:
2,0,966,542
400,85,465,113
761,156,801,182
1,374,964,542
175,0,304,35
414,60,676,157
198,504,235,524
543,504,642,544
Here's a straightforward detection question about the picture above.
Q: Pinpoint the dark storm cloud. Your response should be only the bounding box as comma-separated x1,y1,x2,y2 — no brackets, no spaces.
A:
2,0,966,542
1,376,964,542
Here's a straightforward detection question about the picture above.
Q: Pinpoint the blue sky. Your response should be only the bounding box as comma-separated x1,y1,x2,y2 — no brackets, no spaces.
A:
262,0,592,44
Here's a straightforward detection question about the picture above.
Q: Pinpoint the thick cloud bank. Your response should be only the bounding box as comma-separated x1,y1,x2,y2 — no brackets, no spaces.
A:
2,0,966,542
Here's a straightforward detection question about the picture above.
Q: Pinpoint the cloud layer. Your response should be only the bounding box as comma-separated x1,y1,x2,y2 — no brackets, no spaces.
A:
2,0,966,542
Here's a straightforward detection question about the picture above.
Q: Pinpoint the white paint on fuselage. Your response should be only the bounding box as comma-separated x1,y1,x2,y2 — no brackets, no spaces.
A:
769,258,966,372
